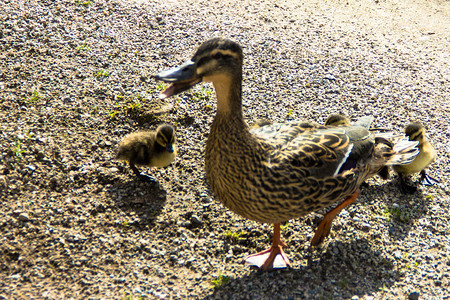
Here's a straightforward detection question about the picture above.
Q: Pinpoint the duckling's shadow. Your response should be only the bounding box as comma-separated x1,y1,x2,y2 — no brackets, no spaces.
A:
359,178,429,241
205,238,400,299
107,178,167,227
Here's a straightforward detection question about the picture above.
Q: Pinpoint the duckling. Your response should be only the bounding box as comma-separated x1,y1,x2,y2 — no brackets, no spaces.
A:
324,114,350,126
393,122,438,193
155,38,418,271
251,118,272,129
116,124,176,182
325,113,393,132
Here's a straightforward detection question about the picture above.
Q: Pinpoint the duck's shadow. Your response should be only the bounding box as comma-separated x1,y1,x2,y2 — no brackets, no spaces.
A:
359,178,429,241
106,178,167,227
205,238,402,299
204,180,431,299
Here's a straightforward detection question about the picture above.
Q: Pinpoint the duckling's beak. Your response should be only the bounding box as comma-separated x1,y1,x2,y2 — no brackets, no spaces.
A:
166,143,174,153
155,60,201,99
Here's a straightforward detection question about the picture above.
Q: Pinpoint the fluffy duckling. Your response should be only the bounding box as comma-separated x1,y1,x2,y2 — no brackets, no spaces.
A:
393,122,438,193
155,38,418,271
251,118,272,129
324,114,350,126
117,124,176,182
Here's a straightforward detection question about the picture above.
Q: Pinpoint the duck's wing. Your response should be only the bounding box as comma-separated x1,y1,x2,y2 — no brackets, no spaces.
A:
253,122,375,179
251,121,322,146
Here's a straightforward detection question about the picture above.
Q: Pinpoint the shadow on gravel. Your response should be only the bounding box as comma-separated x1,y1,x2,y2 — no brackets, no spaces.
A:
360,179,429,242
107,179,167,227
206,238,402,299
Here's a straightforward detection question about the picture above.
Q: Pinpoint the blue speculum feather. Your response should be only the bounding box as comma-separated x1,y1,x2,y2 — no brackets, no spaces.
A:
338,159,357,174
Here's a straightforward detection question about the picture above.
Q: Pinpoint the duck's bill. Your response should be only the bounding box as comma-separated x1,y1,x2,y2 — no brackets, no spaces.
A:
154,60,201,99
166,143,174,153
158,80,201,99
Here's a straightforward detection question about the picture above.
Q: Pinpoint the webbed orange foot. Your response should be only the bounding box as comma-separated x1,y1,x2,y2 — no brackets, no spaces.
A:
245,244,290,271
311,190,360,246
244,223,290,271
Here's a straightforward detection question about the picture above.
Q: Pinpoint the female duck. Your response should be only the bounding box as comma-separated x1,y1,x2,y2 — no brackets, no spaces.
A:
155,38,418,271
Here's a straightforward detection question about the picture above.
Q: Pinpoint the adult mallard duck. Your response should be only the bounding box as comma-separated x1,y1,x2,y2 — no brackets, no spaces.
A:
155,38,418,271
393,122,438,193
117,124,176,182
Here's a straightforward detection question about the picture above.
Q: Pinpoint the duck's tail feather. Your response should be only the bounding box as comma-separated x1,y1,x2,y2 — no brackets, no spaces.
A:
372,134,419,167
388,138,419,165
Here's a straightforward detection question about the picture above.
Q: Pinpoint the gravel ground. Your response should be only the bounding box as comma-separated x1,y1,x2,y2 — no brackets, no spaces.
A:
1,0,449,299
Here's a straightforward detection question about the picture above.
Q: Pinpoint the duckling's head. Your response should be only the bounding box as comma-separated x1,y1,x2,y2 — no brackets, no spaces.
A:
156,124,176,153
252,118,272,129
324,114,350,126
156,38,243,99
405,122,426,144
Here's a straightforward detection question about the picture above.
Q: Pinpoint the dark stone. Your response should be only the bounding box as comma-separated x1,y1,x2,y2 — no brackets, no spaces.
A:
408,291,419,300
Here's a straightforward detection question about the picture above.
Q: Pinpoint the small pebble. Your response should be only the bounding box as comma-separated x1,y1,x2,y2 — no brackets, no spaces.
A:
324,74,336,80
190,215,203,227
408,292,419,300
361,223,371,232
18,213,31,222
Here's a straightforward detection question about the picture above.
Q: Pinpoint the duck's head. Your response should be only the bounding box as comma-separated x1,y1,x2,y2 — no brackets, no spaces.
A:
156,124,176,153
325,114,350,126
155,38,243,99
405,122,426,144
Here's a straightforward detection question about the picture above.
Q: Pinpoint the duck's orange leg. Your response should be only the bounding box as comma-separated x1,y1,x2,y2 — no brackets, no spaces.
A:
245,223,290,271
311,189,360,246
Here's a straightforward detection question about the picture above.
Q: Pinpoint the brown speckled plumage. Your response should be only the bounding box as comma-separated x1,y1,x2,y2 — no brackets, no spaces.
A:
156,38,419,269
206,114,363,224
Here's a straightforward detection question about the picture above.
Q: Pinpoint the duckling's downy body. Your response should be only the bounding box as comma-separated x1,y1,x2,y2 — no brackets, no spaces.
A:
117,124,176,181
251,118,272,129
156,38,418,270
324,114,351,127
393,122,437,192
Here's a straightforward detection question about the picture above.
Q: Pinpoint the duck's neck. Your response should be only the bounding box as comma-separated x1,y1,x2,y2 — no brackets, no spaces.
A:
212,73,243,117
